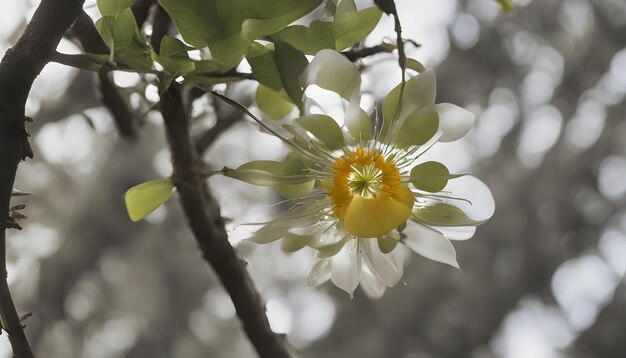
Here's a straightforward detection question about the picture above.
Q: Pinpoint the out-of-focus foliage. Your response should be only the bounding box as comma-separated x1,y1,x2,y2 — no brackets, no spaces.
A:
1,0,626,357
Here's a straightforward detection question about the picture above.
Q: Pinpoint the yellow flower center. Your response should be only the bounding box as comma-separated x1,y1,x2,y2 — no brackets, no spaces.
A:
328,147,414,238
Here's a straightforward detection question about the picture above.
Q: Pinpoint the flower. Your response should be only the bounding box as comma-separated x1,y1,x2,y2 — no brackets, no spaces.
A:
221,49,494,297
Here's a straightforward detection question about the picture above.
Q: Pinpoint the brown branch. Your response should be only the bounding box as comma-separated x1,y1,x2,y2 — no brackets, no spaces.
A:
342,43,396,62
0,0,86,356
161,85,293,357
160,85,292,358
70,10,139,138
131,0,156,27
148,9,291,353
149,4,171,53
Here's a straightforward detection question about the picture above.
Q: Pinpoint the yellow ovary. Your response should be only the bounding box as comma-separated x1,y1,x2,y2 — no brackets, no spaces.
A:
328,147,414,238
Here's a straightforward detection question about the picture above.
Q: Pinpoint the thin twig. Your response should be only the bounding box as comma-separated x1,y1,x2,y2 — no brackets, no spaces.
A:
343,43,396,62
373,0,407,76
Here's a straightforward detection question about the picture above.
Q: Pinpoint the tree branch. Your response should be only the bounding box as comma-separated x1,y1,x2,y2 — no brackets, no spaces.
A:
147,8,291,354
0,0,86,356
130,0,155,27
343,43,396,62
149,4,171,53
160,85,292,358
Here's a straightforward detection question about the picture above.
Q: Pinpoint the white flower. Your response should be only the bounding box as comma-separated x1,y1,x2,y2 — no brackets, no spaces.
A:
222,49,494,298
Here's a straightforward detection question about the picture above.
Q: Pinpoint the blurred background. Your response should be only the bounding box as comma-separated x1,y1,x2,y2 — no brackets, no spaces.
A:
1,0,626,357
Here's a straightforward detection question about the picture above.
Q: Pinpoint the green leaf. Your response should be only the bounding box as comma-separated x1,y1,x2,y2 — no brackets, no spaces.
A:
413,203,479,227
395,111,439,148
209,33,250,68
270,21,336,55
247,43,283,90
275,152,315,198
56,53,110,72
295,114,344,150
224,165,308,186
406,58,426,73
95,16,115,59
333,7,382,50
224,153,315,198
241,0,324,39
255,84,294,120
346,106,371,142
125,179,174,222
495,0,515,13
158,0,220,47
377,232,399,254
158,0,323,68
382,69,436,134
115,47,153,71
224,160,310,186
336,0,357,16
276,180,316,199
303,49,360,100
157,36,195,75
190,60,227,75
410,161,450,192
110,9,140,49
97,0,134,16
270,3,382,55
274,42,309,107
95,9,152,70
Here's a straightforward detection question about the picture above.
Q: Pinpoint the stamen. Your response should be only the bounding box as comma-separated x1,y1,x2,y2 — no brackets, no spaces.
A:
347,163,384,198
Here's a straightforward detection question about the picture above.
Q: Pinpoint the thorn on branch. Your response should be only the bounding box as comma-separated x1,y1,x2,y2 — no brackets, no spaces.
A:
7,204,28,229
20,116,34,161
19,312,32,323
10,190,32,197
1,217,22,231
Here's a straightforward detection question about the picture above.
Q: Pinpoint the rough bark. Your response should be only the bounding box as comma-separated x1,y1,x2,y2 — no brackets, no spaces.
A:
0,0,86,356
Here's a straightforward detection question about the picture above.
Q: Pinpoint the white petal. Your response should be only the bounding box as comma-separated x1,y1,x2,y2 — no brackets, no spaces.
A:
309,224,347,248
443,175,495,223
432,226,477,241
331,238,361,297
360,262,386,299
434,103,475,142
306,256,332,287
316,235,349,258
302,49,361,100
402,222,459,268
362,239,404,287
